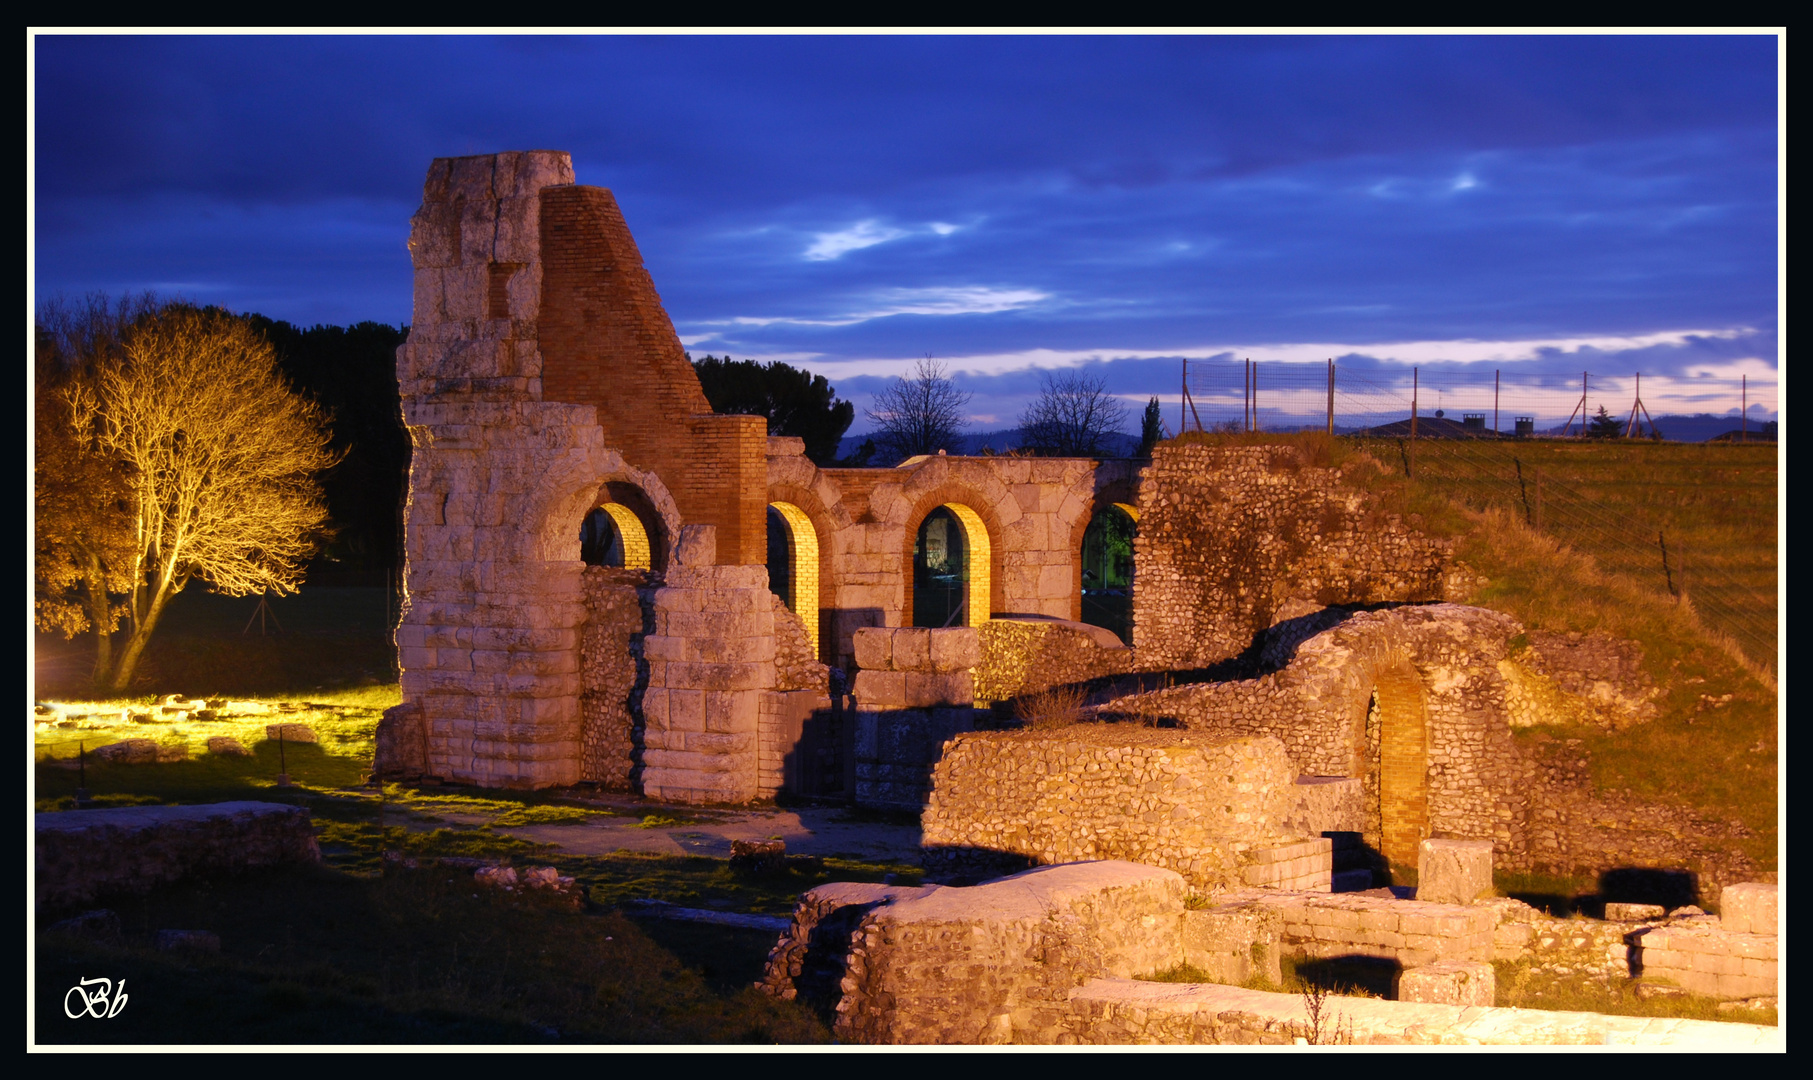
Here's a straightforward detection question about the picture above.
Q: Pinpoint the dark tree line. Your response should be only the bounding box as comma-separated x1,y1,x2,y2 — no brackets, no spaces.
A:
691,354,855,466
244,317,412,574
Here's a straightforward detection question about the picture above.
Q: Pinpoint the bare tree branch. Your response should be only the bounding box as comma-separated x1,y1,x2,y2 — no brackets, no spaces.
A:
1018,368,1130,457
863,357,971,465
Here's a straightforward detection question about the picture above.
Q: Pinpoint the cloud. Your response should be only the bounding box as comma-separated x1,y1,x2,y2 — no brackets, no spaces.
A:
686,285,1051,332
803,220,909,260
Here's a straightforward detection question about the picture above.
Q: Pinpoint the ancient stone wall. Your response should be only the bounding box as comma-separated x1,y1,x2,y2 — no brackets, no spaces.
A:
850,626,987,810
767,449,1117,670
638,526,776,803
579,565,648,790
36,802,321,908
973,617,1133,703
1132,444,1453,671
829,862,1189,1045
921,729,1317,892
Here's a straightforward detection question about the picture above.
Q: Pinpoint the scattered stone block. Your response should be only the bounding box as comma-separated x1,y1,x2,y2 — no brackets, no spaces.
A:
1416,838,1494,905
730,839,787,875
156,929,221,953
89,739,160,765
47,909,121,941
1719,883,1777,936
206,736,251,757
1397,961,1495,1006
475,866,518,889
1605,902,1667,922
264,723,317,744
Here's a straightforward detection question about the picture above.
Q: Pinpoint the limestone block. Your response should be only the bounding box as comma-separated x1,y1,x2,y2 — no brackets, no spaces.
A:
672,524,717,567
928,627,982,672
205,737,250,757
1719,883,1777,936
265,724,318,744
1397,961,1495,1006
891,628,932,671
1605,902,1667,922
1416,839,1494,905
904,670,975,708
854,670,907,708
703,689,761,733
853,627,893,672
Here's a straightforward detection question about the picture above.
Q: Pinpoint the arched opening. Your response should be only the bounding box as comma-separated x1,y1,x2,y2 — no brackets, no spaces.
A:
912,503,991,629
580,503,651,570
1366,667,1430,869
1080,502,1137,644
767,501,821,656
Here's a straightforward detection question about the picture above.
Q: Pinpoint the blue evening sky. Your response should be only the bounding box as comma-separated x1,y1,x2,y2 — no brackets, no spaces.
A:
30,33,1781,432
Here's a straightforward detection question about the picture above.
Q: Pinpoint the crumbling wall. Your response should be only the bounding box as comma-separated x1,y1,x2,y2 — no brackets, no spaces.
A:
830,862,1189,1045
579,565,648,790
36,802,321,908
973,617,1133,703
771,595,827,692
1132,444,1453,671
921,728,1318,892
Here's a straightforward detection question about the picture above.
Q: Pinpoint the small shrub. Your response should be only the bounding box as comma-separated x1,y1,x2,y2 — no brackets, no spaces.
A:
1015,684,1088,731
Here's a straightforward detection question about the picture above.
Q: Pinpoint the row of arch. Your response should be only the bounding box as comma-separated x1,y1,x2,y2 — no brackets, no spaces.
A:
577,490,1143,659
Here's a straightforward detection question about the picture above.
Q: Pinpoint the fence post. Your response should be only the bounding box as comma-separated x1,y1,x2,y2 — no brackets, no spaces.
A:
1659,530,1678,599
1409,367,1418,478
1327,358,1335,435
1535,467,1543,531
1494,369,1500,436
1742,374,1748,442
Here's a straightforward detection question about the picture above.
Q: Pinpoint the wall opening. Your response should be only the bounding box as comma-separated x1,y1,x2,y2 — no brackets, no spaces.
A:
581,503,651,571
912,503,991,629
767,501,821,656
1080,502,1137,644
1370,667,1431,869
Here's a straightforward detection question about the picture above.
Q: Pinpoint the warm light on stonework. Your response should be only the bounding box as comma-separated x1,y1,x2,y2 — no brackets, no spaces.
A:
944,503,991,628
600,503,651,571
768,501,820,656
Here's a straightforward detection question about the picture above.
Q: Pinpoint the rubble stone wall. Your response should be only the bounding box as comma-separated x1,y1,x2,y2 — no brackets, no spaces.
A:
1131,444,1454,671
921,729,1316,892
973,617,1134,703
830,862,1189,1045
36,802,321,908
578,566,649,789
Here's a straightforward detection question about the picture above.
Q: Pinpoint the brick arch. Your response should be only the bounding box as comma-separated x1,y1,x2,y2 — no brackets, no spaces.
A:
767,481,841,663
897,480,1008,627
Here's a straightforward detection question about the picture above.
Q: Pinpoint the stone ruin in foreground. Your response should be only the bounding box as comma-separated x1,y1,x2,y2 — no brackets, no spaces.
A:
373,149,1762,903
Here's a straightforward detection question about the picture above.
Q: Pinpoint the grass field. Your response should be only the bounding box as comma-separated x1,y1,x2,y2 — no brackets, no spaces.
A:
1374,438,1779,673
29,687,901,1045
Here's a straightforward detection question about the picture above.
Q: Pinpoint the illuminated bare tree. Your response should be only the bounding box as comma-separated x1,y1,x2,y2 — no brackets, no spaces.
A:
36,300,338,691
1018,368,1130,457
863,357,971,465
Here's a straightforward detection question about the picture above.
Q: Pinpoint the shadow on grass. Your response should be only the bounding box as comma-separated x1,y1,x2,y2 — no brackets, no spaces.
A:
34,863,828,1045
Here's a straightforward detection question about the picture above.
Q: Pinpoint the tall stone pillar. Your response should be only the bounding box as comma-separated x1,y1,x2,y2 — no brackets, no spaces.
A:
639,526,778,803
389,150,601,789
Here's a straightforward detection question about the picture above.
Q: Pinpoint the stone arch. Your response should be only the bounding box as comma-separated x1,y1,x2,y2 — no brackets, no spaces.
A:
1364,660,1431,868
1076,501,1138,644
533,449,683,571
898,482,1005,628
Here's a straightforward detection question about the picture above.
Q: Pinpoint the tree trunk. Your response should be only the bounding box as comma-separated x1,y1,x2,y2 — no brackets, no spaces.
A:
82,551,113,686
106,580,179,693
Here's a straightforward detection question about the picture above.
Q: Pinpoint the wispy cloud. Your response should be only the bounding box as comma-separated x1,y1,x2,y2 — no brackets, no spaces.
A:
804,220,908,260
688,285,1051,331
